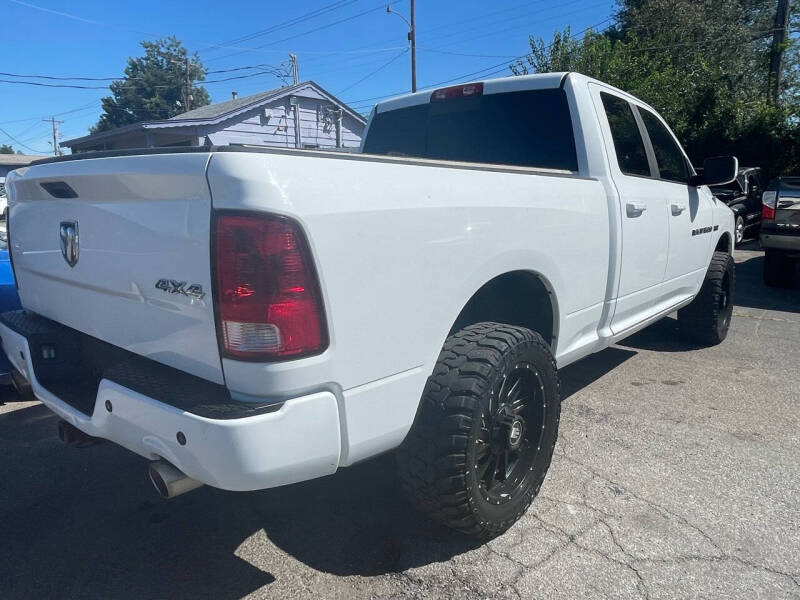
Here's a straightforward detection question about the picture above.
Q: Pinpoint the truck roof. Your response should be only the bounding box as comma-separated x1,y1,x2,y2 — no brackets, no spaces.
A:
371,72,658,118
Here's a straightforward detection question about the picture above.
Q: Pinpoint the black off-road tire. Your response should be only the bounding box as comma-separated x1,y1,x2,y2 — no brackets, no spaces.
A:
677,251,735,345
396,322,560,540
763,249,795,288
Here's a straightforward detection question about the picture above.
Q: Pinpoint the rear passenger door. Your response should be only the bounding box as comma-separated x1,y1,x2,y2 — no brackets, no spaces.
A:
592,87,670,334
637,108,714,299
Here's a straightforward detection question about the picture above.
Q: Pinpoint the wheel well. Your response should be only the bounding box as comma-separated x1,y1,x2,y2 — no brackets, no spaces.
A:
450,271,555,347
715,232,732,254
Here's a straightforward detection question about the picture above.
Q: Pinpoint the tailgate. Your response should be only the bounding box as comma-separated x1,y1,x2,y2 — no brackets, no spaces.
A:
776,181,800,229
6,152,223,384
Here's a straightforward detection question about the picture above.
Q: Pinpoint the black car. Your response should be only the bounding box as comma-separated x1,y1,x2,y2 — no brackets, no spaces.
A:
709,167,764,245
761,176,800,287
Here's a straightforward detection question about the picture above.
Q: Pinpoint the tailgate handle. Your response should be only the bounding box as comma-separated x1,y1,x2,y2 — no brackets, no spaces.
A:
40,181,78,199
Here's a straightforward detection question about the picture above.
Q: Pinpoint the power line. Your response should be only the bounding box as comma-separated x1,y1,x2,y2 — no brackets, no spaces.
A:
0,78,110,89
338,49,409,94
417,48,519,59
203,68,290,84
0,101,99,125
0,71,122,81
419,0,601,51
0,126,49,154
206,1,401,64
0,78,172,90
200,0,359,55
8,0,334,58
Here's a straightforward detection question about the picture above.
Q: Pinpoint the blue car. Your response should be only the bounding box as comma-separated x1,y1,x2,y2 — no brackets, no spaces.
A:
0,233,22,385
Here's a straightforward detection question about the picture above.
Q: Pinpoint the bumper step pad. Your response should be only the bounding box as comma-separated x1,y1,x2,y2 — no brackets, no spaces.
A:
0,310,280,419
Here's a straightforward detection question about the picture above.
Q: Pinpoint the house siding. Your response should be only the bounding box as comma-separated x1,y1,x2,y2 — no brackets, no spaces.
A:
201,96,363,149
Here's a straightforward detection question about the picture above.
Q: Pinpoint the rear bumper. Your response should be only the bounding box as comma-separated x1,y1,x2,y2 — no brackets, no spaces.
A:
760,231,800,252
0,318,342,491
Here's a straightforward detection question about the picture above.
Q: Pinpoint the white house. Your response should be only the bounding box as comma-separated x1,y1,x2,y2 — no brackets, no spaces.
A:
62,81,366,153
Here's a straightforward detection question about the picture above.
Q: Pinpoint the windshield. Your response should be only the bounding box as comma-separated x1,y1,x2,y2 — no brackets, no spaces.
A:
779,178,800,198
710,175,744,194
363,88,578,172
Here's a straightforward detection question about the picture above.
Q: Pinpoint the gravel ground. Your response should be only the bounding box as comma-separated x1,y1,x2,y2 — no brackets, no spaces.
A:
0,242,798,600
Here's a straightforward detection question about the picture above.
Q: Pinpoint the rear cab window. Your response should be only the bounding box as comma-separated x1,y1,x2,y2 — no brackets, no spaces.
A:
363,88,579,172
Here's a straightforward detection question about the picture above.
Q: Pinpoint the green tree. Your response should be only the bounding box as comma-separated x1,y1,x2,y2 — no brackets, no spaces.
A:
512,0,800,177
93,37,210,133
0,144,15,154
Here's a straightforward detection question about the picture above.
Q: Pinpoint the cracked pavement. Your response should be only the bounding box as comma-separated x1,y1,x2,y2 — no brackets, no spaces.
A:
1,243,798,599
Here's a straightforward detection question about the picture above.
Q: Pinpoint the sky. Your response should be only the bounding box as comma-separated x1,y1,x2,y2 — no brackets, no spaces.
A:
1,0,617,155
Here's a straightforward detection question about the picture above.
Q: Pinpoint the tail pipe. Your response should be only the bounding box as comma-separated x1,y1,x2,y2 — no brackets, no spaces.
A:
10,369,34,401
57,420,104,447
148,460,204,499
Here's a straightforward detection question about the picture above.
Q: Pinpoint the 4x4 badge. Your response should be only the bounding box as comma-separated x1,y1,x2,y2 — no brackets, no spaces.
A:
155,278,205,300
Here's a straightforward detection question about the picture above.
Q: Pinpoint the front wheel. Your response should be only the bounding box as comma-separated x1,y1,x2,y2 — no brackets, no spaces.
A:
677,251,735,345
397,322,560,540
734,216,745,245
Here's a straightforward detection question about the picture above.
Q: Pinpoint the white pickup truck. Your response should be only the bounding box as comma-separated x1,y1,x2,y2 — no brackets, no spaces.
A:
1,73,737,539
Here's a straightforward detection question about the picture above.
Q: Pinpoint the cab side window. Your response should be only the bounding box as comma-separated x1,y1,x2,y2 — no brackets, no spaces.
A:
601,93,651,177
639,109,689,184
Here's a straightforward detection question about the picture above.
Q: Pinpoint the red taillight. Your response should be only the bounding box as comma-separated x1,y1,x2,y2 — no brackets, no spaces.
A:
762,191,777,220
431,82,484,102
214,213,327,360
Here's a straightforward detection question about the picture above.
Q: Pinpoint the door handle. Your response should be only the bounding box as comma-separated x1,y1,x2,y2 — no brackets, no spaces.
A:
671,203,687,215
626,202,647,217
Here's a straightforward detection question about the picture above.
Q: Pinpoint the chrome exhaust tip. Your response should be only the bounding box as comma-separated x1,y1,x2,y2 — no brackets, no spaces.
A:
148,460,203,499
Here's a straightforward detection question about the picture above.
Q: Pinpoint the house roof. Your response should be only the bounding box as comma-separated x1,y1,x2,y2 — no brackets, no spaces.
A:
168,88,283,121
0,154,47,166
61,80,366,148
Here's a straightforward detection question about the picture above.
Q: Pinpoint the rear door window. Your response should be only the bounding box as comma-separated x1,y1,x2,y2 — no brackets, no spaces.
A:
363,88,578,171
600,93,651,177
639,109,689,184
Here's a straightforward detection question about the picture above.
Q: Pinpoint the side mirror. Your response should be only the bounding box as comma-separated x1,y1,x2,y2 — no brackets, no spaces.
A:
692,156,738,187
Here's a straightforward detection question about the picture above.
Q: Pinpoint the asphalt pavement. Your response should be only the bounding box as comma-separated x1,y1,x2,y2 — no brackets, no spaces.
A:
1,241,798,600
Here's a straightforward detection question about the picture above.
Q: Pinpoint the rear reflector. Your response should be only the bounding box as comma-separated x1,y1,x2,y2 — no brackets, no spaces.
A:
431,82,484,102
214,213,327,360
762,191,777,220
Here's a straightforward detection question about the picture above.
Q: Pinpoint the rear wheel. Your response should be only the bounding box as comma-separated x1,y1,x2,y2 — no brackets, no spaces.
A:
677,251,735,345
763,249,795,288
397,322,560,540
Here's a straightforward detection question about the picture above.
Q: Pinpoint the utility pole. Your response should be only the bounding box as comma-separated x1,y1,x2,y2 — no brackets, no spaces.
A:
185,56,192,112
387,2,417,92
170,57,192,111
43,116,63,156
410,0,416,93
289,53,299,85
768,0,791,103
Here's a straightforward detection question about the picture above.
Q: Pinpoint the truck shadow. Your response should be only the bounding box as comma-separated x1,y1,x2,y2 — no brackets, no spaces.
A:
732,253,799,312
0,343,640,597
0,398,276,600
620,248,799,353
